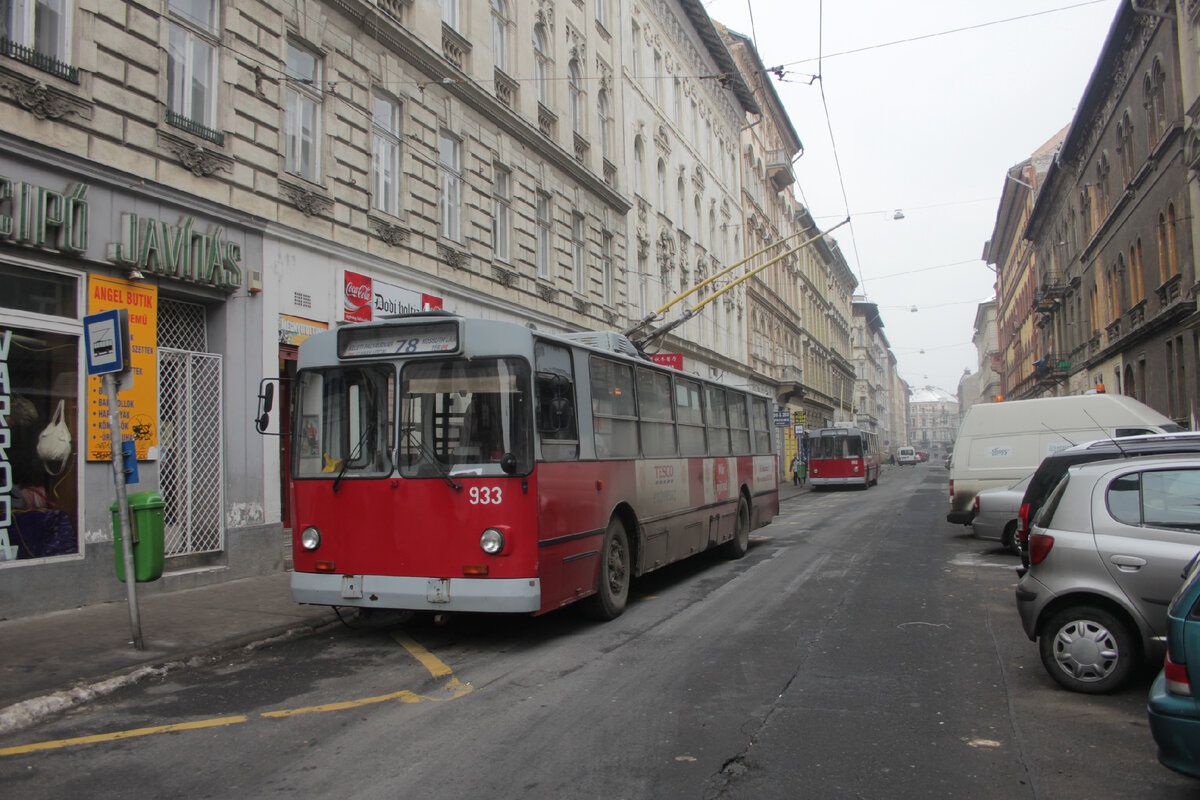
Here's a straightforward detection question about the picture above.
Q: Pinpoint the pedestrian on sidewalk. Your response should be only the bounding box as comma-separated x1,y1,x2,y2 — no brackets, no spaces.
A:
790,453,803,486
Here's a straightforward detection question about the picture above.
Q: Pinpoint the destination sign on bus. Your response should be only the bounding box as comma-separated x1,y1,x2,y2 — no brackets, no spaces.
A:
338,323,459,358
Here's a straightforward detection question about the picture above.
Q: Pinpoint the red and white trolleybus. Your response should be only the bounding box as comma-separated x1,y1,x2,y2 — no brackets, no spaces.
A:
272,312,779,620
807,424,881,489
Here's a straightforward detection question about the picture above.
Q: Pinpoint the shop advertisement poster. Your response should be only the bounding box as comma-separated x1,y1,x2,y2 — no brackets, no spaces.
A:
86,275,158,461
343,270,442,322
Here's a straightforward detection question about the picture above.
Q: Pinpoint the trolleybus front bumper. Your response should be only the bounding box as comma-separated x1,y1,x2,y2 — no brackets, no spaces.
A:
292,572,541,613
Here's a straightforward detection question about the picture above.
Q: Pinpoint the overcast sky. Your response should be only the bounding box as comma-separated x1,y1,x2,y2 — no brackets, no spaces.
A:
701,0,1121,395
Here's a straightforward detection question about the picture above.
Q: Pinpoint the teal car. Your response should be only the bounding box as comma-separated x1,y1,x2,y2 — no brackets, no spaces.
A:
1149,555,1200,778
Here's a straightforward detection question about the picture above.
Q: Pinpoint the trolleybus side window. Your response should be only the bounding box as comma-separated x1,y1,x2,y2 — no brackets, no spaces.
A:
590,356,637,458
705,385,730,455
751,397,771,454
534,341,579,461
729,392,751,454
637,366,677,457
295,366,393,477
675,377,706,456
399,357,532,476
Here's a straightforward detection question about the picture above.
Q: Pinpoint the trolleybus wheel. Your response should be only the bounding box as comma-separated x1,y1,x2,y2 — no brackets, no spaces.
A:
581,518,631,621
722,495,751,559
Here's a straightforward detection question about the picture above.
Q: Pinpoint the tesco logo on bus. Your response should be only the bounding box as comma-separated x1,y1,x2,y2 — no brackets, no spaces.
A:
654,465,674,480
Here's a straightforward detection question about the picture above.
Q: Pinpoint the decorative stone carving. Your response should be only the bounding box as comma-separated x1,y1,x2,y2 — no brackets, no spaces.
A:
159,132,232,177
280,180,333,217
438,242,469,270
0,70,91,121
537,283,557,302
492,265,517,287
368,215,410,246
654,124,670,154
657,230,675,276
573,296,589,314
604,309,616,326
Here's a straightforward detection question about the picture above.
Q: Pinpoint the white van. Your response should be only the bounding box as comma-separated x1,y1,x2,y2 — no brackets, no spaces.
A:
896,446,918,465
946,393,1180,524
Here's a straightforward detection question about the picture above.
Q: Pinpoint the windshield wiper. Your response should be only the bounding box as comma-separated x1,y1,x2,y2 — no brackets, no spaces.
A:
402,426,462,491
332,422,376,494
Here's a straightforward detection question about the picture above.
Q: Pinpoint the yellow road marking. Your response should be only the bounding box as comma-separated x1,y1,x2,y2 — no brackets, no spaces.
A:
1,631,472,757
0,716,248,757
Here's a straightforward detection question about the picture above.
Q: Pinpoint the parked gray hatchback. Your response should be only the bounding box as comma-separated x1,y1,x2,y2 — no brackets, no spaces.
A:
1015,454,1200,693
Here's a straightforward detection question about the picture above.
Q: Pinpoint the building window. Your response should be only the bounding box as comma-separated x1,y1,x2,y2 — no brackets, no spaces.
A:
440,0,458,29
492,164,511,262
1130,240,1144,305
0,264,81,562
595,0,607,30
533,23,550,105
372,93,402,217
490,0,509,72
166,0,218,137
676,176,685,223
597,89,611,160
1150,59,1168,146
568,58,583,135
1117,111,1134,186
572,212,585,293
673,77,682,122
284,42,322,182
2,0,72,74
656,158,666,209
630,21,640,79
1167,203,1179,277
438,128,462,242
633,135,644,196
536,191,552,278
652,49,662,104
601,231,613,305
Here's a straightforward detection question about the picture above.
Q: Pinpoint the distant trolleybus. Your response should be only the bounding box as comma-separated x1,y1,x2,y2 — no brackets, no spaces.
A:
269,312,779,620
808,424,880,489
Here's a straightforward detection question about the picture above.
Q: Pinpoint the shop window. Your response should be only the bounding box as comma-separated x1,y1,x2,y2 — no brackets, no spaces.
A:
1,326,80,561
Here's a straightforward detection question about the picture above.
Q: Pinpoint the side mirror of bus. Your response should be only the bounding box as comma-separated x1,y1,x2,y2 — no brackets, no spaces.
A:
500,452,518,475
255,379,281,435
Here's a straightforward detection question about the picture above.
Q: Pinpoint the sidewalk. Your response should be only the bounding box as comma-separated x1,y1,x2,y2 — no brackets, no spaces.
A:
0,572,334,733
1,479,814,734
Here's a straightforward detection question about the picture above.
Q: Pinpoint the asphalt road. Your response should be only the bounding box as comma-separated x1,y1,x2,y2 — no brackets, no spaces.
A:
0,464,1194,798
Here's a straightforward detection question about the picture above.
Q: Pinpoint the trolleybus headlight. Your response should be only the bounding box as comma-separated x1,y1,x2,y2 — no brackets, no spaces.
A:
300,527,322,551
480,528,505,555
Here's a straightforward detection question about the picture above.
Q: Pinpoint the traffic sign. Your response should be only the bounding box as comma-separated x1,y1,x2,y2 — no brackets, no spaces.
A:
84,308,130,376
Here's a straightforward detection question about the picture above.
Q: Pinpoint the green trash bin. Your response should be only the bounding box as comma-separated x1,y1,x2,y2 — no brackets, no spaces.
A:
111,490,165,583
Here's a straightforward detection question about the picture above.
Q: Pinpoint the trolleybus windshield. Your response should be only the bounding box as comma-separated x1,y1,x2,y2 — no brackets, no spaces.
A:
294,365,394,478
399,357,532,477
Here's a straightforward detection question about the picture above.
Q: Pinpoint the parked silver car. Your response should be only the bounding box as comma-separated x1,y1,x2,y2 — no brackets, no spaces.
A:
971,473,1032,554
1015,454,1200,693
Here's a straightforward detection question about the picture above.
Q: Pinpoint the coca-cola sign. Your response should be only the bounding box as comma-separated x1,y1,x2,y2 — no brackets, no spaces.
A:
343,270,442,322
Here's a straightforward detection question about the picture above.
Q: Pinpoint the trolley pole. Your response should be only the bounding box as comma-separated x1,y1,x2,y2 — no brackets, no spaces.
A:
106,372,143,650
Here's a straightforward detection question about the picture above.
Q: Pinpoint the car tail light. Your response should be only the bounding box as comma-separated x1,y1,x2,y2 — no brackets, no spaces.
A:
1017,503,1031,543
1165,652,1192,696
949,478,954,501
973,495,981,514
1028,533,1054,565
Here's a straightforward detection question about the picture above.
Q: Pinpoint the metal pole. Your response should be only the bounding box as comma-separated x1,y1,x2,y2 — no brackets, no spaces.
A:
106,373,143,650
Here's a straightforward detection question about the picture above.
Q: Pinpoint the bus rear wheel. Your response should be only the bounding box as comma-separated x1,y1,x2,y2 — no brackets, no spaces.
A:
581,518,631,621
722,495,751,559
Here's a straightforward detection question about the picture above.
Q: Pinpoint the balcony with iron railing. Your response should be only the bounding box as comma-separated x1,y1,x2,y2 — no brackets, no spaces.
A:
1,37,79,83
165,110,224,146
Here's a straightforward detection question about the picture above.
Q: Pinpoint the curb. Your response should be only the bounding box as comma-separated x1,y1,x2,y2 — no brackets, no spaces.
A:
0,613,339,738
